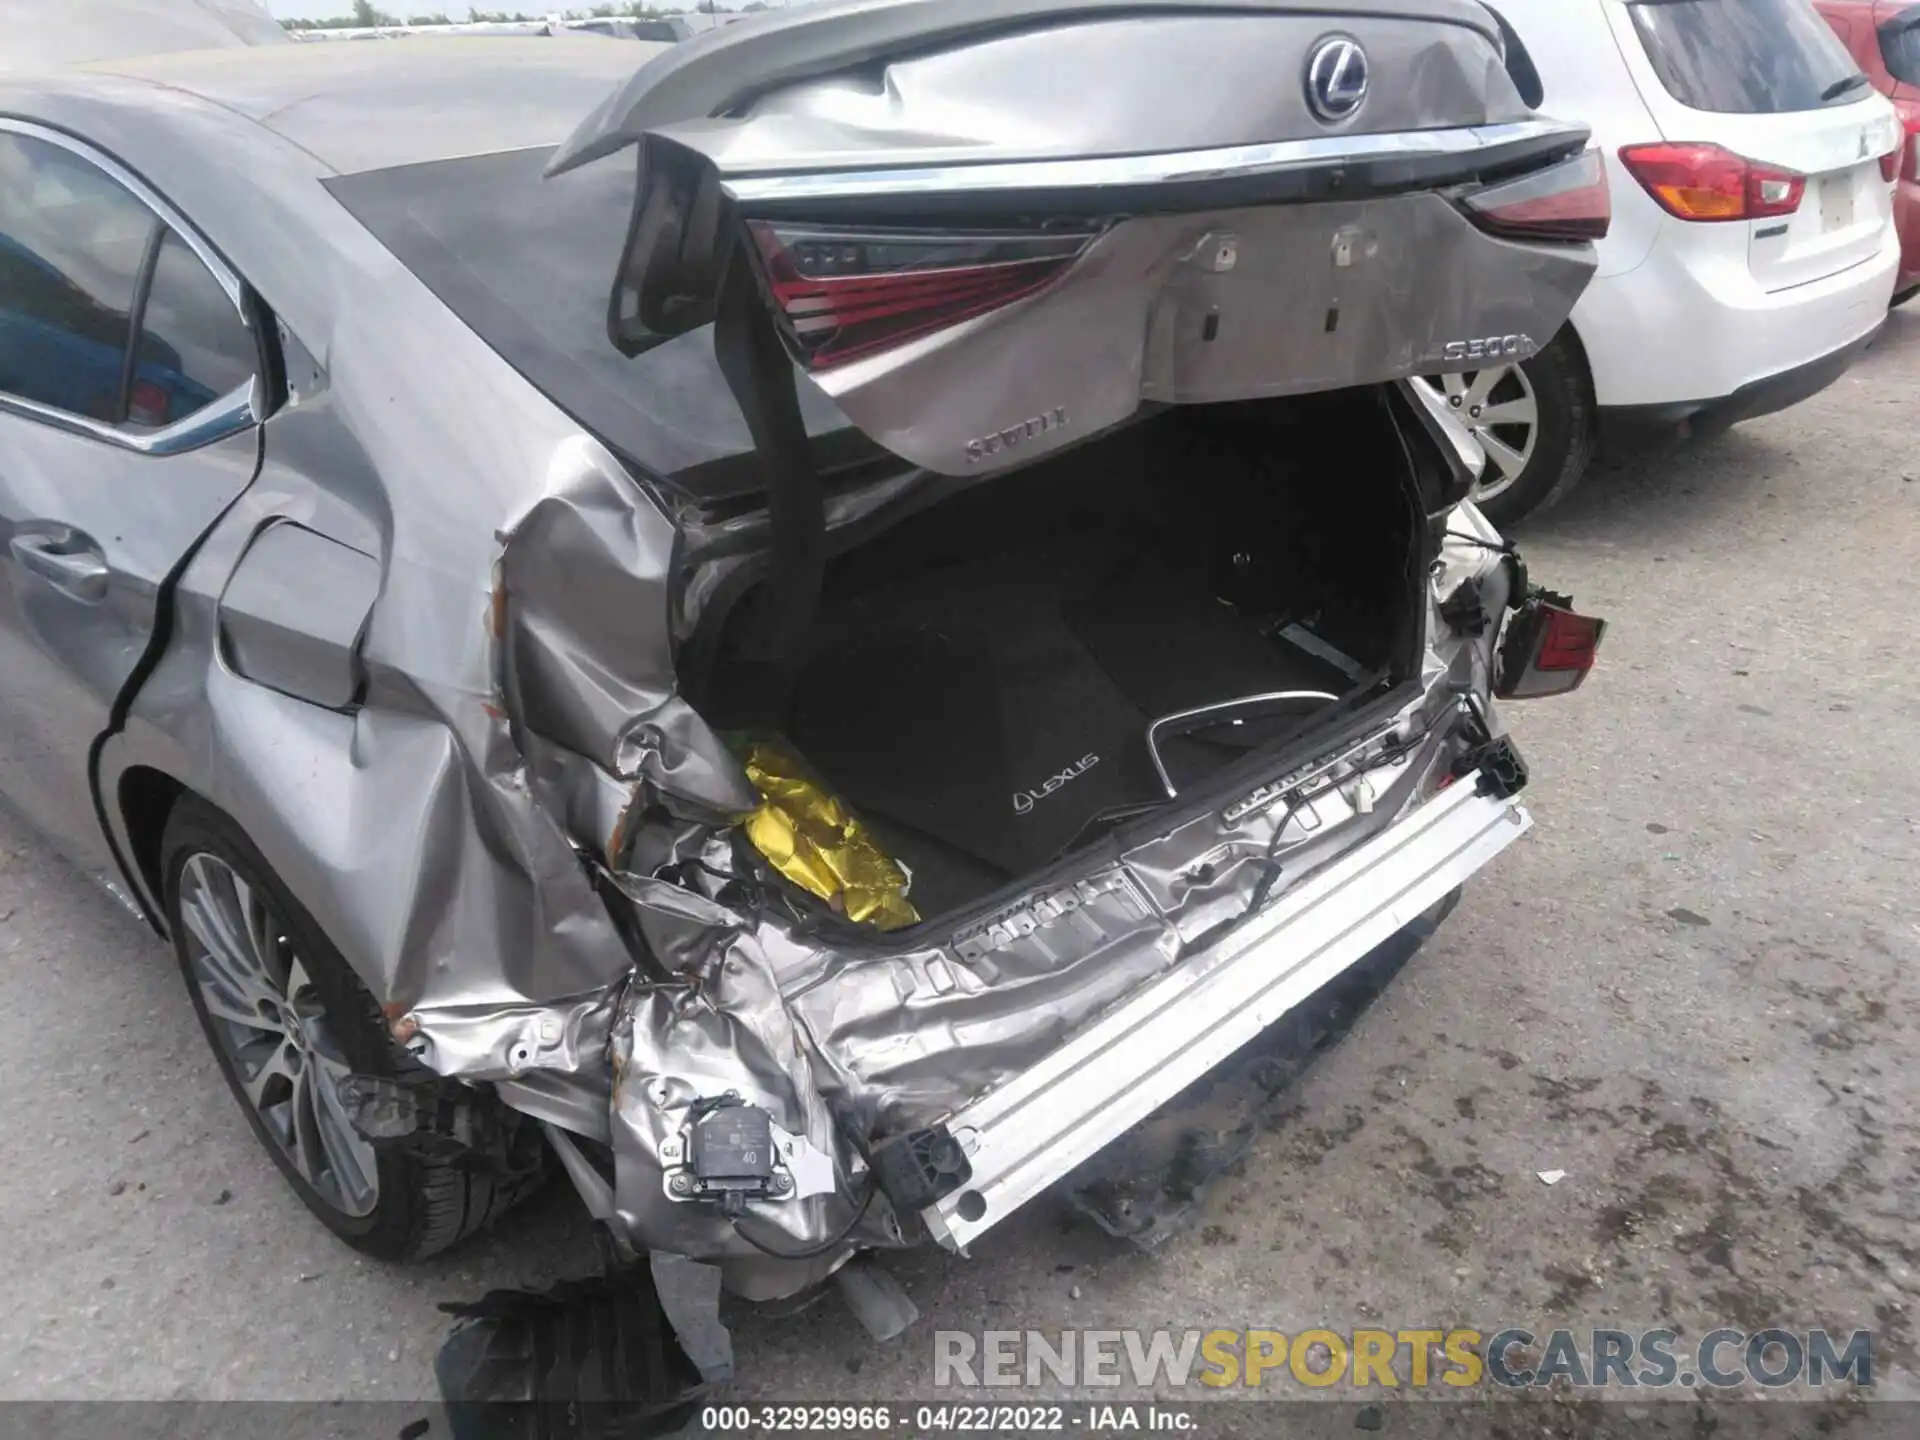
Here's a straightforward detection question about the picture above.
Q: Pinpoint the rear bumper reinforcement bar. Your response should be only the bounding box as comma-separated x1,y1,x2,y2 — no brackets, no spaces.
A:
922,774,1530,1251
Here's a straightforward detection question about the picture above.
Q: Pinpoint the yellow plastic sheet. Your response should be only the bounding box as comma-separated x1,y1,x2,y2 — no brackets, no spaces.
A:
737,739,920,931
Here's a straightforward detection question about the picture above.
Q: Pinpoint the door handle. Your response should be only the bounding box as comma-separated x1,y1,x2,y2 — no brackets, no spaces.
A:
9,526,110,604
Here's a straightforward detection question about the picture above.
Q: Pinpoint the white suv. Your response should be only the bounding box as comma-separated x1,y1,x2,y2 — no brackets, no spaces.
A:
1418,0,1905,523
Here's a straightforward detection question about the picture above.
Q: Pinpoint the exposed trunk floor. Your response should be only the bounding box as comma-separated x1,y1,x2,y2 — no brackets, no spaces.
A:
749,534,1352,916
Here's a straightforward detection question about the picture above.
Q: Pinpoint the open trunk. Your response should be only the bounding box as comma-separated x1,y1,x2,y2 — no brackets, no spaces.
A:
694,389,1428,920
419,0,1617,1306
552,0,1602,479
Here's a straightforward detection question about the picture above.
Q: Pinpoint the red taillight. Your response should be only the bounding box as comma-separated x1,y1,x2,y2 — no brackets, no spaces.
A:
1618,142,1805,222
1462,148,1612,241
1536,608,1605,672
128,378,170,427
1494,596,1606,700
745,222,1098,371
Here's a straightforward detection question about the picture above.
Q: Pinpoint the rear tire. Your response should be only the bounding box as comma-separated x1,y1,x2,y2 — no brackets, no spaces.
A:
1414,329,1595,528
1893,285,1918,309
162,796,543,1261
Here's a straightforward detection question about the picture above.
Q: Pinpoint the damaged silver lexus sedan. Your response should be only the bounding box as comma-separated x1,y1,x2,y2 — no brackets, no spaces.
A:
0,0,1609,1407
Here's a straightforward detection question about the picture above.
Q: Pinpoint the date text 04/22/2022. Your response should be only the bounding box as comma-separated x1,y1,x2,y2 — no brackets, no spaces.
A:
696,1404,1197,1432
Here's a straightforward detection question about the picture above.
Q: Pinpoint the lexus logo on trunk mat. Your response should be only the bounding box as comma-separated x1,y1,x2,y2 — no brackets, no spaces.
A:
1306,36,1369,122
1013,753,1101,815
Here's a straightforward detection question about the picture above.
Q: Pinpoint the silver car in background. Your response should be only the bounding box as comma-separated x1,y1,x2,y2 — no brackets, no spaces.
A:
0,0,1609,1408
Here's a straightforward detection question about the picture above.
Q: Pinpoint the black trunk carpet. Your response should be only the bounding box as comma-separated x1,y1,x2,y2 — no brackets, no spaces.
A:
783,541,1347,884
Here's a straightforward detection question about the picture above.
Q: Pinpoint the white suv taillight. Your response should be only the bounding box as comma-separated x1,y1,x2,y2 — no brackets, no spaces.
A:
745,222,1100,371
1618,142,1805,222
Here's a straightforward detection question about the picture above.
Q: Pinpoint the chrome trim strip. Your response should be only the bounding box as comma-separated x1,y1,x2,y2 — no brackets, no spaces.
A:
0,117,249,312
0,379,260,457
921,777,1531,1252
722,119,1580,204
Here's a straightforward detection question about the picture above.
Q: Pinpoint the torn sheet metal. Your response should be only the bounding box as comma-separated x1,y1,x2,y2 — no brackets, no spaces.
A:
403,989,616,1089
496,443,760,823
594,629,1499,1276
605,878,904,1279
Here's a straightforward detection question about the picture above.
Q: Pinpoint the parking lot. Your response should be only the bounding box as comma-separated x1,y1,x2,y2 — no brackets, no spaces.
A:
0,308,1915,1412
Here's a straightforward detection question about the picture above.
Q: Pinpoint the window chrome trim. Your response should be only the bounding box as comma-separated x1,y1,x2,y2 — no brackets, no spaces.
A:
0,116,263,450
0,378,260,457
0,117,247,311
720,119,1583,204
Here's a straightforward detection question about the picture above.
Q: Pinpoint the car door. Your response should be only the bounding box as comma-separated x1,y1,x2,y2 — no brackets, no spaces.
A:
0,120,262,885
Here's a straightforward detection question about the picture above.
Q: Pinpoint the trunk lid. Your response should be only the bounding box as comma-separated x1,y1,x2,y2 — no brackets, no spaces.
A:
552,0,1600,479
1607,0,1902,294
1742,111,1896,293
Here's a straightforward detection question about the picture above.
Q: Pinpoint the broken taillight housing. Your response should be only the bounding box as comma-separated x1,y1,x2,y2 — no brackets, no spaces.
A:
1494,594,1607,700
1461,148,1611,242
1618,143,1804,222
745,222,1099,370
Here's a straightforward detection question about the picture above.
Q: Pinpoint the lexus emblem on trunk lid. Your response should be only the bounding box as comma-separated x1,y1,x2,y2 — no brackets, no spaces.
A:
1306,37,1369,123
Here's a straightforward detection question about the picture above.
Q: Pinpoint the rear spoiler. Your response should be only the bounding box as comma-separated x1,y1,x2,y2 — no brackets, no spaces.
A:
546,0,1508,177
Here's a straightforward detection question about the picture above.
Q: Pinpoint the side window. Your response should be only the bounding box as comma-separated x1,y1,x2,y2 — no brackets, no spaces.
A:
0,131,157,423
127,230,258,429
0,128,255,434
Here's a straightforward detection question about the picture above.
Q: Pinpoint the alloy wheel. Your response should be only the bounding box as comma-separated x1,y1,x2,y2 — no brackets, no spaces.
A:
1411,365,1540,503
176,852,379,1218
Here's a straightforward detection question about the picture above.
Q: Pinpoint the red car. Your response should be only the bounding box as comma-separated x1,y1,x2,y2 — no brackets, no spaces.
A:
1816,0,1920,303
